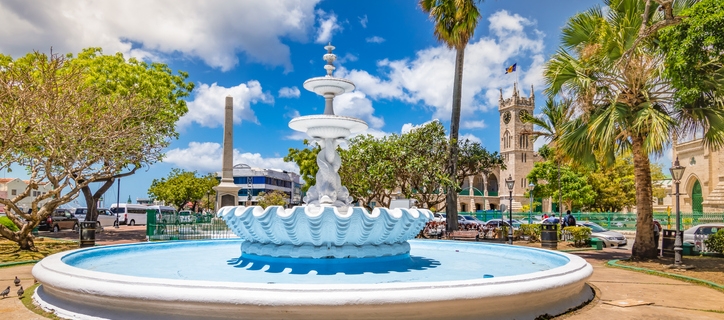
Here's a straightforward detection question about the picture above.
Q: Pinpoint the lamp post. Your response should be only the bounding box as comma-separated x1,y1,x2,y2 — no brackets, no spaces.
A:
528,182,535,224
114,178,120,228
505,174,515,245
669,157,686,266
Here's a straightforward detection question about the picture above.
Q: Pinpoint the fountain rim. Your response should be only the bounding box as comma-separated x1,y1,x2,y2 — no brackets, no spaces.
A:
35,239,589,293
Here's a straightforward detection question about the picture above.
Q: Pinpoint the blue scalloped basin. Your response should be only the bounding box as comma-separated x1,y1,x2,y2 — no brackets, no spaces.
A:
61,240,569,285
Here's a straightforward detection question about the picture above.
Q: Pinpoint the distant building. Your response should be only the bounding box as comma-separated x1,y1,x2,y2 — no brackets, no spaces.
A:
0,178,53,213
218,164,301,207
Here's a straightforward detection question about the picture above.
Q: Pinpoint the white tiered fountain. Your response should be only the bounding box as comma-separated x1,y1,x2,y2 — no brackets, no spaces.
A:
31,44,593,320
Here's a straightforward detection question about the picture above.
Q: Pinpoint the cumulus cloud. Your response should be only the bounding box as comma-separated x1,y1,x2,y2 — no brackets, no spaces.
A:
462,120,487,129
165,142,299,174
460,133,482,144
0,0,321,72
401,120,437,134
366,36,385,43
332,91,385,129
337,10,545,121
278,86,301,98
178,81,273,129
315,10,342,44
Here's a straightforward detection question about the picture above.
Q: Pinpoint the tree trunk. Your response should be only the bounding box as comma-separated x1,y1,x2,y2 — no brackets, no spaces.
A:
631,135,657,260
445,46,466,232
81,179,116,221
17,232,37,251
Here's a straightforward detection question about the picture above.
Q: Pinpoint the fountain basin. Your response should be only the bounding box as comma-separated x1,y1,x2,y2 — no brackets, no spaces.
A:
303,76,355,96
33,240,593,320
221,206,431,258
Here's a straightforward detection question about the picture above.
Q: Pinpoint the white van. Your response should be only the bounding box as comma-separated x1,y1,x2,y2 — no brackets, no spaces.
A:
147,205,178,224
109,203,149,226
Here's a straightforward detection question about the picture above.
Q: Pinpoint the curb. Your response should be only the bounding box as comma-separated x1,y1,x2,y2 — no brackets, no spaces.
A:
0,260,39,268
607,259,724,292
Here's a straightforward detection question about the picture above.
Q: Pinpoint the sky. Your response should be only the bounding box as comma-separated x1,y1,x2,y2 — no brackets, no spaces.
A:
0,0,673,207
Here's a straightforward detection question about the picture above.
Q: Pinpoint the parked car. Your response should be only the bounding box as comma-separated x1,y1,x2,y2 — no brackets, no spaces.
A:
38,209,79,232
459,215,484,227
683,223,724,251
432,213,446,223
577,222,627,248
484,219,520,229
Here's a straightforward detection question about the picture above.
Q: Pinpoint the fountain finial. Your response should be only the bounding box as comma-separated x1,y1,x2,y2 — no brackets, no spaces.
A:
323,42,336,76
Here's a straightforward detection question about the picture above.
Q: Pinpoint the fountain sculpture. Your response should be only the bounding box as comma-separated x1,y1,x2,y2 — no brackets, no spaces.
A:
31,44,593,320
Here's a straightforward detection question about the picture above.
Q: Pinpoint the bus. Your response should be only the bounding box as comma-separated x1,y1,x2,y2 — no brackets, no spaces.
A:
109,203,149,226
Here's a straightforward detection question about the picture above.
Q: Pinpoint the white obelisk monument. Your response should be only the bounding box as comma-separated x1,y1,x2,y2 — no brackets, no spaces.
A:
214,96,241,209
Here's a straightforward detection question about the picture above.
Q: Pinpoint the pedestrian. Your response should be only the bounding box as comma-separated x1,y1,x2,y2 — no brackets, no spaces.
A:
653,219,662,253
563,210,576,227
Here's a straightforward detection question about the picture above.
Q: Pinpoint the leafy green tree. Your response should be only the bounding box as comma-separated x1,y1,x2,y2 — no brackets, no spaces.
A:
148,169,217,211
0,49,190,250
585,157,637,212
395,121,451,211
339,134,399,210
420,0,484,232
283,139,320,193
256,190,289,209
543,0,719,260
526,161,596,211
68,48,194,223
659,0,724,126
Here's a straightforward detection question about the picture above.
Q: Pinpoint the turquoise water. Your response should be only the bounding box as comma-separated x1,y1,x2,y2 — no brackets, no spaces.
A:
62,240,569,285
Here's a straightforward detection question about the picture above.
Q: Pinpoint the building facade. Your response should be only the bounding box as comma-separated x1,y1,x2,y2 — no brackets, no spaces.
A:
673,135,724,213
0,178,53,213
220,164,301,207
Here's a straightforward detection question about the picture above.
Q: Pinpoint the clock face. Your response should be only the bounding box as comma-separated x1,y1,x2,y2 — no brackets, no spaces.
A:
519,110,529,122
503,111,511,124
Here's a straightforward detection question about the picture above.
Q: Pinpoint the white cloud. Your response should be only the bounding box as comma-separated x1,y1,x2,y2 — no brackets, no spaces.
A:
0,0,321,72
460,133,482,144
315,10,342,44
462,119,487,129
366,36,385,43
359,15,368,28
278,86,301,98
336,10,545,121
332,91,385,129
178,81,274,129
401,120,437,134
165,142,299,174
337,53,358,64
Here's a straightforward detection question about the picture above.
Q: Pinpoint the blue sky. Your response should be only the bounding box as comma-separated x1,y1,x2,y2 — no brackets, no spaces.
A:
1,0,669,206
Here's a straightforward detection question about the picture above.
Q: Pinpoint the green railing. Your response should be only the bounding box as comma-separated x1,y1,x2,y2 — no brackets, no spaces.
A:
146,212,235,241
461,211,724,231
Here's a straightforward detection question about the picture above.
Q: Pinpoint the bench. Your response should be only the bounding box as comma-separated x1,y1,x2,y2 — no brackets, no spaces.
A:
450,230,480,241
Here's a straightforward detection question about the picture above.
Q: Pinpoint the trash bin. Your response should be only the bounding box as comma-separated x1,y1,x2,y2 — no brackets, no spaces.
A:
662,229,682,257
79,221,97,248
682,242,694,256
541,223,558,249
590,238,603,250
31,227,39,236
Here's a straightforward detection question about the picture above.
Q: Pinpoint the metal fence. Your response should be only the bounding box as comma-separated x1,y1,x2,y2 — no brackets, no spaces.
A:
146,213,236,241
464,211,724,231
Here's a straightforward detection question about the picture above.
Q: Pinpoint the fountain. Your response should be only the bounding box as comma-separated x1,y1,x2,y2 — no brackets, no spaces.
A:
31,44,593,320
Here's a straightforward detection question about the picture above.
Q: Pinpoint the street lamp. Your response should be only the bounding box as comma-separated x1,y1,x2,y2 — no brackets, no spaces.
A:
505,174,515,245
114,178,120,228
528,182,535,224
669,157,686,266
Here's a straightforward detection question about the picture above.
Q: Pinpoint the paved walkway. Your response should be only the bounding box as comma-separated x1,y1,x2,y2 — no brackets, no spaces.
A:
1,233,723,319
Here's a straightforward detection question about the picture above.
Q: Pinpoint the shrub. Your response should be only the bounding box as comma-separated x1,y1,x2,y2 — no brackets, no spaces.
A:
563,226,592,247
520,224,542,242
0,216,20,232
704,229,724,254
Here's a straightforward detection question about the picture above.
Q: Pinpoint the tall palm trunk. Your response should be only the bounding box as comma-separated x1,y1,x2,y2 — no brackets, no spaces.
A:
631,135,657,259
445,46,465,232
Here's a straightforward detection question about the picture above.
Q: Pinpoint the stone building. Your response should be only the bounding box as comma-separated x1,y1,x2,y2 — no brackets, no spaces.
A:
0,178,53,213
672,134,724,213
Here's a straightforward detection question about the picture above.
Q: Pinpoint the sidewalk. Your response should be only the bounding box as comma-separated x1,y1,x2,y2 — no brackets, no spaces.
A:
1,237,723,319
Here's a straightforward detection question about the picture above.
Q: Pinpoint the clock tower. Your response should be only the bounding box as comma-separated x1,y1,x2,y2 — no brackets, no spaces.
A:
499,83,537,211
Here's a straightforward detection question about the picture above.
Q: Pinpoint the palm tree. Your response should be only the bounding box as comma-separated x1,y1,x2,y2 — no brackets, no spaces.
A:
544,0,724,260
420,0,483,232
522,97,574,215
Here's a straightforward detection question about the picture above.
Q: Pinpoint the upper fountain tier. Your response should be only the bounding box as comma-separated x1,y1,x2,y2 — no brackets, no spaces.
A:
301,43,356,116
